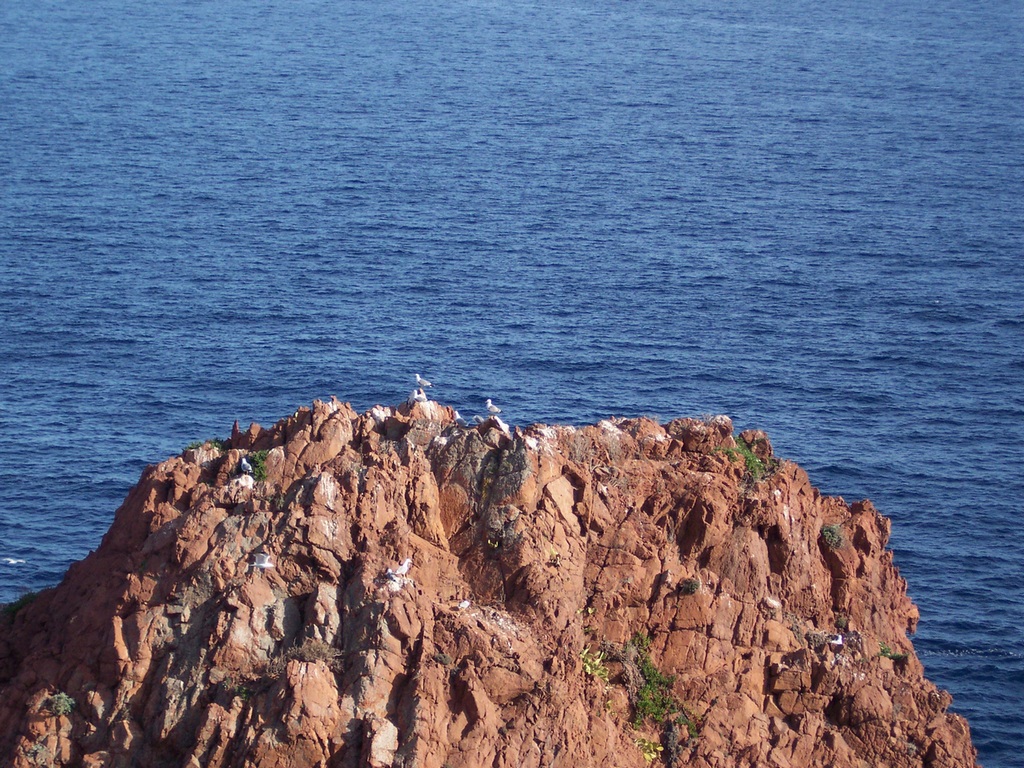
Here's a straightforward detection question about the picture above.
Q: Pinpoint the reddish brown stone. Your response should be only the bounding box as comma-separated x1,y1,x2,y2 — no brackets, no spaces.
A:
0,401,978,767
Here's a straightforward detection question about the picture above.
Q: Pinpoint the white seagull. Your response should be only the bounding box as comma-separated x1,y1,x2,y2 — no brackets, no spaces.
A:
411,388,428,403
415,373,433,388
486,398,501,415
454,410,469,427
239,456,253,475
473,415,486,425
387,557,413,577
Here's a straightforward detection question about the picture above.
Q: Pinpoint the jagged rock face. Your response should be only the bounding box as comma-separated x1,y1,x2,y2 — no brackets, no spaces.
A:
0,399,977,768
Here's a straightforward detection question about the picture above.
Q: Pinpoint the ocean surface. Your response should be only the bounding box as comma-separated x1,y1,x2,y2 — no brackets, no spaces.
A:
1,0,1021,763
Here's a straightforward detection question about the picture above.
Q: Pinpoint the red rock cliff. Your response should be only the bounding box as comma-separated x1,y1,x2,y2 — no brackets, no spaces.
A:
0,398,977,767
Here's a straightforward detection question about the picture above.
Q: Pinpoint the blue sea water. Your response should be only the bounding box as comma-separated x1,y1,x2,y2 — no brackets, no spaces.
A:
1,0,1021,763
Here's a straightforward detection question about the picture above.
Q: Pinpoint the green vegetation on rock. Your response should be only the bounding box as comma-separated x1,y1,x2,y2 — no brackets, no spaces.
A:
249,449,269,482
2,592,37,619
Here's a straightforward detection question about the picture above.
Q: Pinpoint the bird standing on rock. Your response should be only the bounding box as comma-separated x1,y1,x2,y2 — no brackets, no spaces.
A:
239,456,253,475
388,557,412,577
415,373,433,388
486,398,501,415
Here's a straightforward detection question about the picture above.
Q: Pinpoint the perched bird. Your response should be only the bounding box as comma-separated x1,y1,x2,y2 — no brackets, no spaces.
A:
486,398,501,415
388,558,413,577
454,410,469,428
415,373,433,388
412,388,428,403
473,415,486,425
239,456,253,475
251,553,274,570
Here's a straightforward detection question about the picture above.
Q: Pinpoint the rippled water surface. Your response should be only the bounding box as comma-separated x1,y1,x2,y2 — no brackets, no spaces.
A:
1,0,1022,764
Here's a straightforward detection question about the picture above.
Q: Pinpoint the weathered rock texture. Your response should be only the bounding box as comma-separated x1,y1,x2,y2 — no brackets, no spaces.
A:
0,398,977,767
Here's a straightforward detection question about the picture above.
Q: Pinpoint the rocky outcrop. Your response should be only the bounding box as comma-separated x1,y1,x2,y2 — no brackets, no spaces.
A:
0,398,977,767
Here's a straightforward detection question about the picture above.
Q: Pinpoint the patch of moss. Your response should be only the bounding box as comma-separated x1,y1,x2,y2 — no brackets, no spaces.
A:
2,591,37,619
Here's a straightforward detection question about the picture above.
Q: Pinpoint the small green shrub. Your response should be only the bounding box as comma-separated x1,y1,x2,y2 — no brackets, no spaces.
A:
680,578,701,595
634,671,677,726
249,450,269,482
635,737,663,763
632,631,652,653
260,656,287,679
733,437,766,479
580,646,610,682
878,643,908,662
44,692,75,716
714,437,766,481
679,713,699,740
821,524,844,550
630,633,680,728
232,683,253,702
433,652,453,667
287,639,341,669
2,591,37,619
596,633,702,745
568,432,592,465
805,631,829,649
258,640,342,680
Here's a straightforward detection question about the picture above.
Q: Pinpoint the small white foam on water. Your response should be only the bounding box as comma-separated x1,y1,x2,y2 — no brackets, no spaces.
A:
924,647,1024,660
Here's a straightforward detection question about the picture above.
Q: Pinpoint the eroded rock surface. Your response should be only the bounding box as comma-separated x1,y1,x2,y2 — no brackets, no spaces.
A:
0,398,978,767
